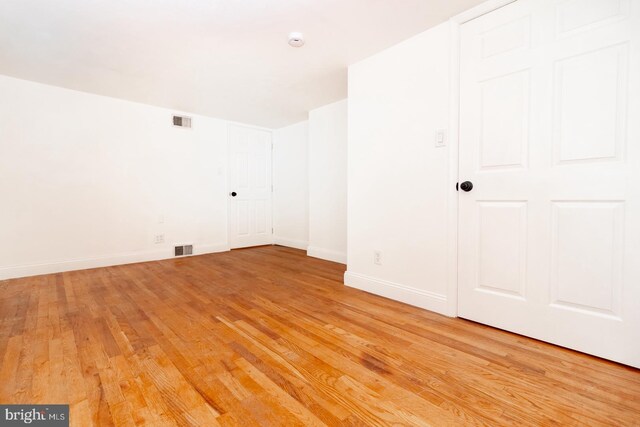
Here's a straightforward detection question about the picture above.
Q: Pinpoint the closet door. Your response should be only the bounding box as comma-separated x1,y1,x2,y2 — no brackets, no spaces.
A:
458,0,640,367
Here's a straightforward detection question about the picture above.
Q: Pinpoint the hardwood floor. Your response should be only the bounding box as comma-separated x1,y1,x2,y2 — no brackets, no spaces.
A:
0,246,639,426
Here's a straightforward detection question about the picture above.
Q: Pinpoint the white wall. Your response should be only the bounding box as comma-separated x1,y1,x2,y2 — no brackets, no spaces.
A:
345,22,456,315
308,99,348,264
273,121,309,250
0,75,233,280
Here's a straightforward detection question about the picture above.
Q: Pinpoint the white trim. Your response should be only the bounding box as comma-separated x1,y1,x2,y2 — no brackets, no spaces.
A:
0,244,230,281
226,120,273,133
451,0,517,24
444,0,518,316
446,19,462,317
226,122,233,248
344,271,450,316
273,237,308,250
307,246,347,264
194,244,231,255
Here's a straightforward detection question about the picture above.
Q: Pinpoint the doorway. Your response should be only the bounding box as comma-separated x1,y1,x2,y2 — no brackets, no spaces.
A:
227,124,273,249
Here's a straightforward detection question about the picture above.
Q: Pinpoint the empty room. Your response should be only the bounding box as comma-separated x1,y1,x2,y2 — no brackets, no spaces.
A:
1,0,639,425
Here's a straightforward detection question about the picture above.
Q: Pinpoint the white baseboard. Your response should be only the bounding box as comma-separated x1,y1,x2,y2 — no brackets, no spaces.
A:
273,236,308,250
307,246,347,264
0,243,230,281
194,244,230,256
344,271,451,316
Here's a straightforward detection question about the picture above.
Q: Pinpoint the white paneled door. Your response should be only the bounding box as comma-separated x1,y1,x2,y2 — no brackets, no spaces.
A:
458,0,640,367
227,124,273,249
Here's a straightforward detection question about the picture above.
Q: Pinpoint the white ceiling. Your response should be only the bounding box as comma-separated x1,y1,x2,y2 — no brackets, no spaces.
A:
0,0,484,128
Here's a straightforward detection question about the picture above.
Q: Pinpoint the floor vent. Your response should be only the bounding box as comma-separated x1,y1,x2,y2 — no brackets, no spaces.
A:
172,115,192,128
174,245,193,257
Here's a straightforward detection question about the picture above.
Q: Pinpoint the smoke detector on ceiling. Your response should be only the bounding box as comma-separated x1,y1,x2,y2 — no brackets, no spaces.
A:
288,32,305,47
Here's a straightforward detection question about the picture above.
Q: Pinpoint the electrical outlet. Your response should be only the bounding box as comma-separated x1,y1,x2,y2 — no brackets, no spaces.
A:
374,250,382,265
154,234,165,244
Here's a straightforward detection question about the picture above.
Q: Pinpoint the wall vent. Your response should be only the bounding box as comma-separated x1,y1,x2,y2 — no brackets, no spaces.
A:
174,244,193,257
172,115,192,128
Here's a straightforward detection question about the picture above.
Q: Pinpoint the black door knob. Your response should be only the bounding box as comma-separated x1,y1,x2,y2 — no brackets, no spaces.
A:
460,181,473,192
230,191,237,197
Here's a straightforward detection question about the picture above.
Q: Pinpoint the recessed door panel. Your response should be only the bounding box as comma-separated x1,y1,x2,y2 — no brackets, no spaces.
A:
477,201,528,298
480,71,529,169
554,44,627,164
550,201,623,317
482,16,530,58
557,0,628,36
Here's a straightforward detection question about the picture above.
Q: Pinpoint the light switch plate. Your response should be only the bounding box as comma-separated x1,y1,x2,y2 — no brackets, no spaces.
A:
435,129,446,147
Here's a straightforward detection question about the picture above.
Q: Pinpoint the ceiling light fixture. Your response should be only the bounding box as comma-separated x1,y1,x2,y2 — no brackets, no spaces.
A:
288,32,305,47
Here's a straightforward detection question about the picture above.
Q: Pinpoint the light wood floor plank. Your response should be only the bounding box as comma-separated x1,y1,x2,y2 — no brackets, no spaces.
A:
0,245,639,426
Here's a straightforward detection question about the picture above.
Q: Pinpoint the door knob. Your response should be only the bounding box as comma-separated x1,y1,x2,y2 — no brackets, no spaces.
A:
460,181,473,192
230,191,237,197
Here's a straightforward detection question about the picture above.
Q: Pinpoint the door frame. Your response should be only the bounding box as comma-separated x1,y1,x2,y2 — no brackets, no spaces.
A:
226,122,275,249
446,0,518,316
